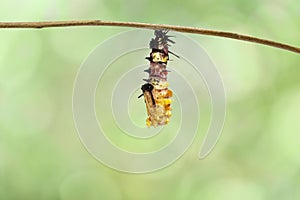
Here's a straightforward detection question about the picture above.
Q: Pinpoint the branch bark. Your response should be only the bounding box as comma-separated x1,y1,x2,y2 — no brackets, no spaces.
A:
0,20,299,54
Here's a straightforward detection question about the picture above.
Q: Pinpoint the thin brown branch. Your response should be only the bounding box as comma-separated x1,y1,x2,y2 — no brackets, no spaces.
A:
0,20,299,54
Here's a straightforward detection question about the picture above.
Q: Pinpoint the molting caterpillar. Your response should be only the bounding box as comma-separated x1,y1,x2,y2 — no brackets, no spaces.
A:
138,30,178,127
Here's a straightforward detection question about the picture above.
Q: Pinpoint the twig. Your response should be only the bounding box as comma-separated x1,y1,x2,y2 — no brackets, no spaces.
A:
0,20,299,54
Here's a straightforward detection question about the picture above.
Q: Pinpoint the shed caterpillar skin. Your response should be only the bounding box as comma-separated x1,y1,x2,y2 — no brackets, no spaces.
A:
138,30,178,127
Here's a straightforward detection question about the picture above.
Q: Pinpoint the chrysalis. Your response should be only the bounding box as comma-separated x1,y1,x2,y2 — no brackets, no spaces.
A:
138,30,178,127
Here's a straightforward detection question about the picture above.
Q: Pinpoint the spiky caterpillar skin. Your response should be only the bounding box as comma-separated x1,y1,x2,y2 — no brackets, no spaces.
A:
141,30,174,127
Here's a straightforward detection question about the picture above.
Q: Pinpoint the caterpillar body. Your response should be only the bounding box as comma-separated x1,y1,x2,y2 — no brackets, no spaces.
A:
138,30,178,127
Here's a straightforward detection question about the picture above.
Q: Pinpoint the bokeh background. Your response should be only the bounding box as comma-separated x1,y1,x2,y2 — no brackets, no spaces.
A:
1,0,300,199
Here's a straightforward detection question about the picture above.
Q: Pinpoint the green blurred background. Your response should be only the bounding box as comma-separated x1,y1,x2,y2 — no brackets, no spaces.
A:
1,0,300,199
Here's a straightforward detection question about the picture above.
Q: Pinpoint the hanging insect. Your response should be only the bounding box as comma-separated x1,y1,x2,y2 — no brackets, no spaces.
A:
138,29,179,127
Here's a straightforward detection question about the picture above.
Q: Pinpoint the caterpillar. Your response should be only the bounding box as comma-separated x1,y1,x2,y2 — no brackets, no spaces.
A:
138,30,178,127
